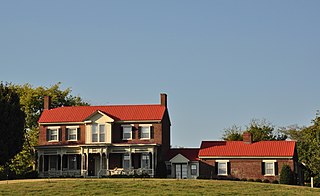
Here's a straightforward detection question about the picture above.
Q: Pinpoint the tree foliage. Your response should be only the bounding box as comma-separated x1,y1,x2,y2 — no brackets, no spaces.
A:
280,164,293,185
7,83,89,176
222,119,287,142
0,83,25,166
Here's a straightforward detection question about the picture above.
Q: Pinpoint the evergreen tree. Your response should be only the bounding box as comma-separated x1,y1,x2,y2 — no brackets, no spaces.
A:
0,82,25,166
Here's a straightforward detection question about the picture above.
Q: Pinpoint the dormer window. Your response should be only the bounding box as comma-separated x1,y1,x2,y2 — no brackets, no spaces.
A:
122,125,132,140
91,123,106,143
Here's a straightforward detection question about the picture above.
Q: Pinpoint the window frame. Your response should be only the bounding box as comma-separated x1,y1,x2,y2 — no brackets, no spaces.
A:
91,123,106,143
123,154,131,169
263,160,276,176
141,154,150,169
139,124,151,140
216,160,229,176
66,126,78,141
47,126,60,142
191,164,197,175
122,125,132,140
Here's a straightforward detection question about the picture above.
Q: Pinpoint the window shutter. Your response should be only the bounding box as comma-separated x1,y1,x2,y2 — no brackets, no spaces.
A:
227,162,231,175
132,126,135,139
120,126,123,140
77,128,81,140
138,127,141,139
59,128,62,141
65,128,69,141
77,155,81,170
150,126,154,139
46,129,49,141
261,162,265,175
275,162,278,175
215,162,218,175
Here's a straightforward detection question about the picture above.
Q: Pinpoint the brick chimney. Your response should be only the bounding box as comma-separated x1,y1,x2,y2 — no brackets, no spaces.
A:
160,93,167,107
44,96,51,110
243,132,252,144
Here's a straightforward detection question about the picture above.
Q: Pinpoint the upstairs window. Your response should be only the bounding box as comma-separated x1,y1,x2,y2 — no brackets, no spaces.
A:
139,124,152,140
122,125,132,140
67,126,78,141
47,127,60,142
91,124,106,143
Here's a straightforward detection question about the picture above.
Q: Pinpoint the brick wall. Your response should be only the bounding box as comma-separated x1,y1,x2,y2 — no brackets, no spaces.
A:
199,158,295,181
38,124,86,146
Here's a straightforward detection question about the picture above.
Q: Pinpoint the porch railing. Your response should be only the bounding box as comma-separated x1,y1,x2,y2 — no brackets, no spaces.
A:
39,169,81,178
98,168,153,178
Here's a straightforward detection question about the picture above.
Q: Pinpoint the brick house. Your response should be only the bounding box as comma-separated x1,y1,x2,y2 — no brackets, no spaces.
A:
198,132,304,184
35,94,170,177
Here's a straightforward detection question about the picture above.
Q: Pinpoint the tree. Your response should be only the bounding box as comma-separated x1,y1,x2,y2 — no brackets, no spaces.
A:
7,83,89,177
222,125,243,141
222,119,287,142
0,83,25,166
280,164,293,185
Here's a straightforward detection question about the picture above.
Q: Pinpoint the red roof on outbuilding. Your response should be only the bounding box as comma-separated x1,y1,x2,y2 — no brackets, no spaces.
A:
167,148,200,161
38,104,166,123
199,141,296,157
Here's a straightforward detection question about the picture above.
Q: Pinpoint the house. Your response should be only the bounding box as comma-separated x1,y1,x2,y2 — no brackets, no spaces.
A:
166,148,200,179
35,94,171,177
198,132,304,184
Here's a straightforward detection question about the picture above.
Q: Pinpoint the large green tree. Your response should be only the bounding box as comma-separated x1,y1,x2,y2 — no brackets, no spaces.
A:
0,83,25,166
222,119,287,142
8,83,89,176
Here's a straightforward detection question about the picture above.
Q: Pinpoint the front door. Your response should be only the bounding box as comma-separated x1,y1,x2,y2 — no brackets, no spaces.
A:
175,164,187,179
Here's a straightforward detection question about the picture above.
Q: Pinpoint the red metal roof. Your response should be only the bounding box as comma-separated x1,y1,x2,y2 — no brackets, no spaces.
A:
199,141,296,157
38,104,166,123
167,148,200,161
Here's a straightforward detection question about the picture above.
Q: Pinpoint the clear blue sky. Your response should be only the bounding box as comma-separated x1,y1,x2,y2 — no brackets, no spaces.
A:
1,1,320,147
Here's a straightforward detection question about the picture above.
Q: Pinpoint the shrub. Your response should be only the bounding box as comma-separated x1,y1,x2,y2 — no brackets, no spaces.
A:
272,180,279,184
240,178,247,181
248,179,254,182
255,179,262,183
263,179,270,183
234,178,240,181
280,164,293,185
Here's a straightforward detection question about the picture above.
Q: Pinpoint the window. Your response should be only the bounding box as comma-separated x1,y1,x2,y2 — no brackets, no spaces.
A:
191,164,197,175
91,124,106,143
47,127,60,142
263,160,277,176
141,154,150,169
123,154,130,169
216,160,229,176
67,126,78,141
68,155,77,170
166,164,172,175
122,125,132,140
140,126,151,139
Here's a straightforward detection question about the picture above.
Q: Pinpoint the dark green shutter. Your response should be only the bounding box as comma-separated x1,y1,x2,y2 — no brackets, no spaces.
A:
77,128,81,140
59,128,62,141
261,162,265,175
215,162,218,175
132,126,135,139
138,127,141,139
227,162,231,175
77,155,81,170
150,126,154,139
120,126,123,140
46,129,49,141
275,162,278,175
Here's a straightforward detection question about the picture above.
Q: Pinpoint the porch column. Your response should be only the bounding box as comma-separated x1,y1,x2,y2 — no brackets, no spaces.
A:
151,151,155,177
60,154,63,175
99,151,103,177
129,147,132,169
86,148,89,177
37,153,40,174
80,147,84,176
106,148,109,171
42,155,45,174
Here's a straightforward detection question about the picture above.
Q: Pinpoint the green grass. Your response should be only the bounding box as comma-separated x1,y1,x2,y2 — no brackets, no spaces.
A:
0,178,320,195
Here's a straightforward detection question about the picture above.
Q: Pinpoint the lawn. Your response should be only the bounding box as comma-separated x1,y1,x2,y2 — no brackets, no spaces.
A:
0,178,320,195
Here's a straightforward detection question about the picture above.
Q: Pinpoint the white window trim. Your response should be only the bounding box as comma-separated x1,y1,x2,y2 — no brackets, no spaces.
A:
47,126,60,142
139,124,152,140
91,124,106,143
216,160,229,176
122,125,133,140
191,164,197,176
66,126,79,141
263,160,277,176
141,153,150,169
